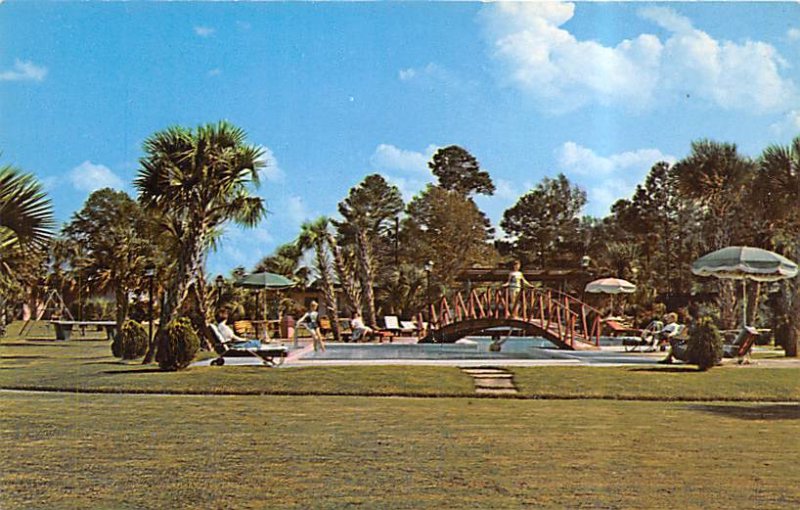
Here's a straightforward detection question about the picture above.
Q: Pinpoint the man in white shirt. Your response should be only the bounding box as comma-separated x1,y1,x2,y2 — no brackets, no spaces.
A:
215,309,261,349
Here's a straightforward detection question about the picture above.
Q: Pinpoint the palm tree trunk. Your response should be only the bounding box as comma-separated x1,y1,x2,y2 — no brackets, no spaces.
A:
327,233,361,317
315,240,340,342
143,235,204,363
356,227,377,328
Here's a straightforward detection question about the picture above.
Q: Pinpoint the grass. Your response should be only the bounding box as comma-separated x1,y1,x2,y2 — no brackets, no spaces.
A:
2,327,799,400
2,322,800,508
1,393,799,509
511,365,800,401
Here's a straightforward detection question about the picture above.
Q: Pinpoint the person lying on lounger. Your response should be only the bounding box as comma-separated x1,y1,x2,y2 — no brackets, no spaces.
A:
216,308,261,350
350,312,373,342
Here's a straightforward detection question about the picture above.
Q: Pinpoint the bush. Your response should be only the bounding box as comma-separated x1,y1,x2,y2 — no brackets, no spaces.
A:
686,317,723,371
156,318,200,371
111,320,149,360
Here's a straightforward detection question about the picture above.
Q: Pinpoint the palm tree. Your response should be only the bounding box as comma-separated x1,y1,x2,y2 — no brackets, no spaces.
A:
758,136,800,357
326,231,361,318
296,217,341,342
0,165,54,253
1,165,54,329
135,121,266,362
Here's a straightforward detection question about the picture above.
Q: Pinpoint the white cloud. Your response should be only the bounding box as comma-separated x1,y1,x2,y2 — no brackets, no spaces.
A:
555,142,676,216
398,63,449,82
788,28,800,41
493,178,519,201
0,59,47,82
769,110,800,137
479,2,795,113
69,161,125,192
194,26,215,37
257,146,285,183
207,68,222,77
369,144,439,201
369,144,437,174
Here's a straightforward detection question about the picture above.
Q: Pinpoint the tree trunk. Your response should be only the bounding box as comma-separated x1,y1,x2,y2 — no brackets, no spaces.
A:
315,241,340,342
328,233,361,317
356,228,378,328
114,285,128,334
143,234,204,364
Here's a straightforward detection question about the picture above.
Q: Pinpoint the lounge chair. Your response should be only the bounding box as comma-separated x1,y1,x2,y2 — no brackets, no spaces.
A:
622,320,666,352
207,324,287,367
667,326,759,365
384,315,415,336
603,317,643,337
722,326,760,364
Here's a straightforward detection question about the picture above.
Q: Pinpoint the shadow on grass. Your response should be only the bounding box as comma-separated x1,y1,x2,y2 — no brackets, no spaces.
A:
0,342,75,348
102,367,164,375
688,404,800,421
628,367,699,373
0,355,49,360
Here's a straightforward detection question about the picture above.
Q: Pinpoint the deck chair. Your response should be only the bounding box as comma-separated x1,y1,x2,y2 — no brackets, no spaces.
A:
383,315,415,335
722,326,760,364
207,324,287,367
400,320,420,337
604,317,642,337
623,320,664,352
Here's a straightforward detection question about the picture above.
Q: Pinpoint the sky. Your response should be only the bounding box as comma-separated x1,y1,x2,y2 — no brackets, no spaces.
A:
3,1,800,277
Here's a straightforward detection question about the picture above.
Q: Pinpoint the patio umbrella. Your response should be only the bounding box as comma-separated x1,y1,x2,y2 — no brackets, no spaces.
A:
691,246,798,327
585,277,636,295
234,272,296,337
585,277,636,316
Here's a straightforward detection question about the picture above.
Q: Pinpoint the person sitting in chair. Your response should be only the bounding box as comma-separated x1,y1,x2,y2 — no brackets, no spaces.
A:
350,311,373,342
216,308,261,350
657,313,687,363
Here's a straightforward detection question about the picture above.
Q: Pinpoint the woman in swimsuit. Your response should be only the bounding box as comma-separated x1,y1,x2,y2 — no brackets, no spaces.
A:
296,301,325,352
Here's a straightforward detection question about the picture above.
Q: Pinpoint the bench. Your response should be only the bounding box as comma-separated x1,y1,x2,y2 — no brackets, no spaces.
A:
50,320,118,341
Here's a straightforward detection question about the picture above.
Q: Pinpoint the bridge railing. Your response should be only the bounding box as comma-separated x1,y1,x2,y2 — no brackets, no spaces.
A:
421,286,603,347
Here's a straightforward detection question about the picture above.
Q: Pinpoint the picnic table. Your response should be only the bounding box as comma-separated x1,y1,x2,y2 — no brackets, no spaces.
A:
50,320,118,341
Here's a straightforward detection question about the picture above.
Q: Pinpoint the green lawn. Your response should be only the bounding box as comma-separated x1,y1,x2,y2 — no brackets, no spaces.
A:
2,331,799,401
2,324,800,508
1,392,798,509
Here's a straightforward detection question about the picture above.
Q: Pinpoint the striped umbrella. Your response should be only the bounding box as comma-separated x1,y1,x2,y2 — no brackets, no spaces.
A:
691,246,798,327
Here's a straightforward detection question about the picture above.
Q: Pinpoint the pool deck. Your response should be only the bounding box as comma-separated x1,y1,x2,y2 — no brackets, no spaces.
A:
193,337,797,368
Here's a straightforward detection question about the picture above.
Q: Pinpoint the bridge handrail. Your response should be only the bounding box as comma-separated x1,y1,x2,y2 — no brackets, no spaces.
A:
423,285,603,347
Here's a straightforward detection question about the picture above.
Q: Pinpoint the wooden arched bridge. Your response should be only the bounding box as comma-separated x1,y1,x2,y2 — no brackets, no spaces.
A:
418,287,603,350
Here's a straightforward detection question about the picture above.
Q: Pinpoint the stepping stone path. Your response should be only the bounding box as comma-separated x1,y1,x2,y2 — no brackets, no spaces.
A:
460,367,518,395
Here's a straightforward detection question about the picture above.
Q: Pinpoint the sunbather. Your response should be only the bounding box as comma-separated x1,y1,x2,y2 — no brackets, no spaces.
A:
216,308,261,349
657,313,687,363
350,312,372,342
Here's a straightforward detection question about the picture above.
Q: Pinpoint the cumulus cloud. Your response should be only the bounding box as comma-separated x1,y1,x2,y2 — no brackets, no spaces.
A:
194,26,215,37
69,161,124,192
479,2,795,113
788,28,800,41
369,144,439,201
398,63,450,83
370,144,437,174
0,59,47,82
555,142,676,216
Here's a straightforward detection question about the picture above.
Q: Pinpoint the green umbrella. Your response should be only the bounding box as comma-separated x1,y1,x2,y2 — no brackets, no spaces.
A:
233,272,296,338
691,246,798,327
233,272,296,289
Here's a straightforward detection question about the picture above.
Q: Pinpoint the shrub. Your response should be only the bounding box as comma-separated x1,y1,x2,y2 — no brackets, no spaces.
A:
111,320,149,360
686,317,723,371
156,318,200,371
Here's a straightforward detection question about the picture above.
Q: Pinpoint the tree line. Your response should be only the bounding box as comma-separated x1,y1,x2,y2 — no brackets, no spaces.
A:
2,122,800,357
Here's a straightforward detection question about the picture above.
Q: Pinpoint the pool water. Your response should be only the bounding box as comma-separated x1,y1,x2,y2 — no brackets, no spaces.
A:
299,336,642,361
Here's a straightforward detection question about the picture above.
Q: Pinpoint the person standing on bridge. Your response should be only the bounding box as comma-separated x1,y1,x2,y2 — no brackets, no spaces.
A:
502,261,536,316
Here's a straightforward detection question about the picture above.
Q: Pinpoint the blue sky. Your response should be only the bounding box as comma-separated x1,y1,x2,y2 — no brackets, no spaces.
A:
3,1,800,276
